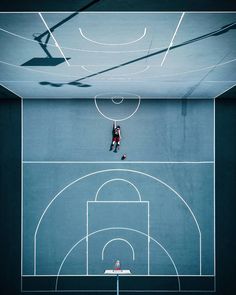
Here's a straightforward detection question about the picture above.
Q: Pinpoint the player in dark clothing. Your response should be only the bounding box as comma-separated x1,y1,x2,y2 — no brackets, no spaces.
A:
110,122,121,152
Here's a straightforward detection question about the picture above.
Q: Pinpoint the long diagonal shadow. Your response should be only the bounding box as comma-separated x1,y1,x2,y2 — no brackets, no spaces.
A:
39,21,236,86
33,0,101,58
73,22,236,82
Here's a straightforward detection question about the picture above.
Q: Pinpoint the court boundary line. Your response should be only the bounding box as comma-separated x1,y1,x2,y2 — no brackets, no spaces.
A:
0,11,235,13
160,12,185,67
21,98,24,292
21,99,215,291
86,201,88,275
20,290,216,293
22,274,215,277
3,80,235,83
20,98,221,100
23,161,214,164
0,82,23,98
214,83,236,98
147,200,150,275
213,98,216,291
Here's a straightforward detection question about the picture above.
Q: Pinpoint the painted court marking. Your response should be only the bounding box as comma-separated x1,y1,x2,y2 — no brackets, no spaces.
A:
0,26,164,53
94,178,141,201
2,12,234,56
160,12,185,67
32,168,202,276
94,93,141,122
87,200,149,275
79,27,147,46
55,227,181,291
1,58,236,81
38,13,70,66
81,65,150,76
111,96,124,104
101,238,135,260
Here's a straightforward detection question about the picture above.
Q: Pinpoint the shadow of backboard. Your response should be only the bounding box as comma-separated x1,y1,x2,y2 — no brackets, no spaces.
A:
21,57,71,66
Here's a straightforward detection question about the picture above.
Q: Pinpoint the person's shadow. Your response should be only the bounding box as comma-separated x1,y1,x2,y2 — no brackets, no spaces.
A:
39,81,91,87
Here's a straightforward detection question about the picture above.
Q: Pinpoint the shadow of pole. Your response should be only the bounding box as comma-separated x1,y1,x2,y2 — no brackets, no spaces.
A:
33,0,101,58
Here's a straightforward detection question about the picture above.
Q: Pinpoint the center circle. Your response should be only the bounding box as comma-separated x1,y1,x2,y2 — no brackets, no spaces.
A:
111,96,124,105
94,92,141,122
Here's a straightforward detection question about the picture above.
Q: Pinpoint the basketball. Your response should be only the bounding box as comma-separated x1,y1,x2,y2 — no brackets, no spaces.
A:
122,154,127,160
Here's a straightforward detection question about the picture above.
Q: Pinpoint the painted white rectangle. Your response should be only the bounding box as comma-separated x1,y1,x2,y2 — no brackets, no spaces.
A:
104,269,131,275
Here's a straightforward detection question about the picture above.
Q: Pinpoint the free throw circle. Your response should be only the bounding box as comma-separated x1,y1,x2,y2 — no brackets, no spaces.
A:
94,92,141,122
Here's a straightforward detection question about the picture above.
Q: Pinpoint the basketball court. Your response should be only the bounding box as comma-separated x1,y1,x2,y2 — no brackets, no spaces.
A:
0,9,235,293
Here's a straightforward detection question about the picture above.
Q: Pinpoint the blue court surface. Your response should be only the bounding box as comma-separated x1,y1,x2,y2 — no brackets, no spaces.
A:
1,9,233,293
22,98,215,292
0,12,235,99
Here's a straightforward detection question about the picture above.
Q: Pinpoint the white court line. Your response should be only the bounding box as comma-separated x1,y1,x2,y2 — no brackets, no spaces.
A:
79,27,147,46
86,202,88,276
214,83,236,98
94,93,141,122
1,14,235,55
38,13,70,66
32,168,202,276
2,80,235,83
23,161,214,164
161,12,185,67
111,96,124,104
21,98,24,292
1,58,236,80
0,27,164,53
148,201,150,276
88,200,149,273
0,82,23,98
22,274,215,277
20,290,216,293
101,238,135,260
20,292,215,295
0,11,235,13
55,227,180,291
94,178,142,201
213,98,216,289
81,65,150,76
21,96,216,99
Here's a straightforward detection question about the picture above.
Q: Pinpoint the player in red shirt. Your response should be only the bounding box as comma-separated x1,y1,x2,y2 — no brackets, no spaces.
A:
110,122,121,152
